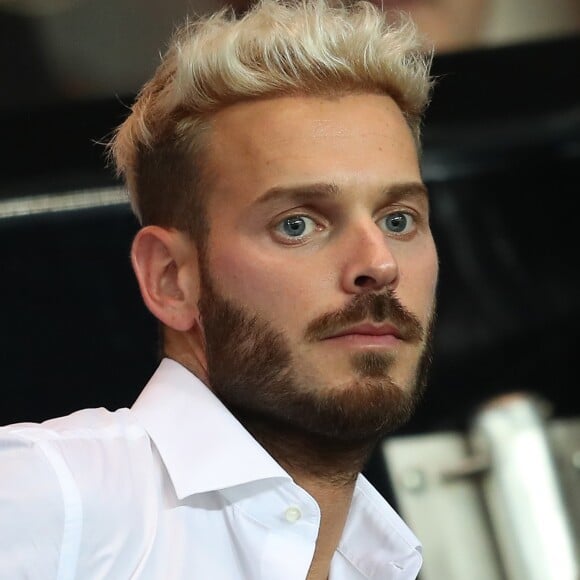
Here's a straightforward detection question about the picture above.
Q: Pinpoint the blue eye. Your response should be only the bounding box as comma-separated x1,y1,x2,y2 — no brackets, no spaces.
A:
379,212,415,235
277,216,316,238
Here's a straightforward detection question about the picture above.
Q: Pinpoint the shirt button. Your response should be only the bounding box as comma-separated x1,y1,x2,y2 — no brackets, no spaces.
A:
284,506,302,523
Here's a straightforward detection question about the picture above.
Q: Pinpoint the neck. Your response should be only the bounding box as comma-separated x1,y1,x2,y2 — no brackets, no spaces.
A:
241,418,375,580
246,418,374,484
164,328,210,385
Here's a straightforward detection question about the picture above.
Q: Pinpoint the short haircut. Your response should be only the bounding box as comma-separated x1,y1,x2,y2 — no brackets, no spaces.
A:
108,0,434,240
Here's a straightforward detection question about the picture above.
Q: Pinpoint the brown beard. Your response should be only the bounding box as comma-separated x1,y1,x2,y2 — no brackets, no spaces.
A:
198,261,435,478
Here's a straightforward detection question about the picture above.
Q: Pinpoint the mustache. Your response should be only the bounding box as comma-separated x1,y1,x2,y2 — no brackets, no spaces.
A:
305,291,424,343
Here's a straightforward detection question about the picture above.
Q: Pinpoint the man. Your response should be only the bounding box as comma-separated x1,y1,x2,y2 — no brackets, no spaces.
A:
0,0,438,578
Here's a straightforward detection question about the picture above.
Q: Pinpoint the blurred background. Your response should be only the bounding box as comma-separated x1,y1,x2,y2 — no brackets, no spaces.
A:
0,0,579,578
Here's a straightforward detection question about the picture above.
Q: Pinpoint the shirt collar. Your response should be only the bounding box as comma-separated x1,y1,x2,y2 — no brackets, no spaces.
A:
131,357,289,499
339,475,423,578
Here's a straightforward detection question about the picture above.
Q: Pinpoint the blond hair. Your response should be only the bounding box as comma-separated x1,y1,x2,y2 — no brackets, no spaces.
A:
109,0,433,238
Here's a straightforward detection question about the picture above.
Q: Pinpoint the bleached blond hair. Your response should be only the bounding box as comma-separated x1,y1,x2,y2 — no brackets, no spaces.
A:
109,0,433,239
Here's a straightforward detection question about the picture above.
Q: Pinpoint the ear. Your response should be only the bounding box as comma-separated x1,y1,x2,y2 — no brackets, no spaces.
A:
131,226,200,331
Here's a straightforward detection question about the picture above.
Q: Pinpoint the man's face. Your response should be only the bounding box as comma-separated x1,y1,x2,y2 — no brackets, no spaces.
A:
197,93,438,443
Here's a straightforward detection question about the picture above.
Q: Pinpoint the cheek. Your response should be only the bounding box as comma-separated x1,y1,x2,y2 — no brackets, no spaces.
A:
211,250,275,301
398,244,439,315
209,247,324,327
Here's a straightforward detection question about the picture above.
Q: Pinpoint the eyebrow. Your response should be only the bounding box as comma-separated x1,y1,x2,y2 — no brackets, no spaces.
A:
383,182,429,203
255,181,429,206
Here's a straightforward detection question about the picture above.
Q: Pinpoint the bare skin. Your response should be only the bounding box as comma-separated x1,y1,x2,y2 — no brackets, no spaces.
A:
303,480,354,580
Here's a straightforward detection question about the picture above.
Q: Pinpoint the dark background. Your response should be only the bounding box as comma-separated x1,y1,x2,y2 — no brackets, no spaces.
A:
1,12,579,498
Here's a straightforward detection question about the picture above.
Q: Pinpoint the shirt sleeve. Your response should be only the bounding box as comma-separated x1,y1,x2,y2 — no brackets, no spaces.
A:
0,430,68,579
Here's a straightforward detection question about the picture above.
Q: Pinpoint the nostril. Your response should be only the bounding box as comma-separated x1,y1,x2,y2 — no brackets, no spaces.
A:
354,275,375,288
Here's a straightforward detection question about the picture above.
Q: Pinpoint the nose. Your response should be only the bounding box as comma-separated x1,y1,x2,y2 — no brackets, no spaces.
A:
340,219,399,294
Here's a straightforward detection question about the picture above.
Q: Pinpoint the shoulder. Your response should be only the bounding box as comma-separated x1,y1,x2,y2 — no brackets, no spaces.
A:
1,407,156,504
0,408,157,575
1,406,151,471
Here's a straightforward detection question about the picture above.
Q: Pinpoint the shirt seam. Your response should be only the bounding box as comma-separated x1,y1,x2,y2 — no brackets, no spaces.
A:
9,420,145,443
19,435,84,580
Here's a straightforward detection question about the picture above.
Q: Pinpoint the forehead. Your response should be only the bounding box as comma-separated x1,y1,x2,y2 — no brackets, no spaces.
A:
203,92,420,208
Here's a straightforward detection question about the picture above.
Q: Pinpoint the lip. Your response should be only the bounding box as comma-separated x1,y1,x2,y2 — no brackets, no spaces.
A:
327,323,402,339
322,323,402,347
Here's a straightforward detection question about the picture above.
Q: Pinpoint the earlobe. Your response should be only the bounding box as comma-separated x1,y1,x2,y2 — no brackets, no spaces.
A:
131,226,200,331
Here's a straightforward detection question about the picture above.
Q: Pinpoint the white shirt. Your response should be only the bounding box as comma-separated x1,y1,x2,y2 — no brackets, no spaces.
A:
0,358,422,580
